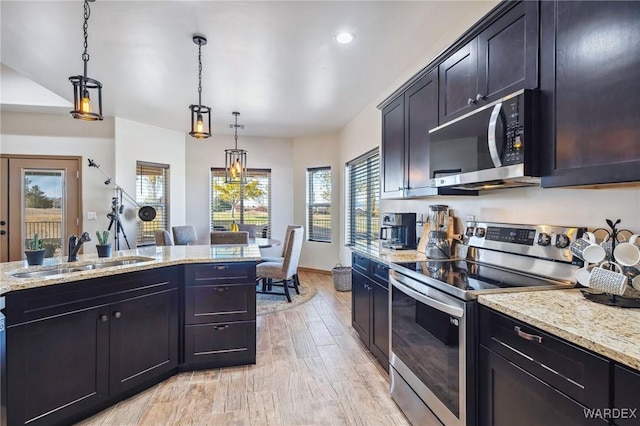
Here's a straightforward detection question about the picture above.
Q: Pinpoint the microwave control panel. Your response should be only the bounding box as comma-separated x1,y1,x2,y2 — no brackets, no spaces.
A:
502,97,523,166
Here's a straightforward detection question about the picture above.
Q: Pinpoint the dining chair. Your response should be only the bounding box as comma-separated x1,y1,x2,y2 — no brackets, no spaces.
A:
256,227,304,302
154,229,174,246
172,225,197,245
237,224,257,238
210,231,249,245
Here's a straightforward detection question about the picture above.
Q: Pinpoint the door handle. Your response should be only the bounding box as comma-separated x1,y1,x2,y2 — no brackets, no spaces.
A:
0,230,5,235
113,311,122,319
0,220,6,225
213,324,229,331
99,315,108,322
213,286,229,292
487,102,504,168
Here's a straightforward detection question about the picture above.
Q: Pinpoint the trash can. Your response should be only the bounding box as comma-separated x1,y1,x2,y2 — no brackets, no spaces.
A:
332,264,352,292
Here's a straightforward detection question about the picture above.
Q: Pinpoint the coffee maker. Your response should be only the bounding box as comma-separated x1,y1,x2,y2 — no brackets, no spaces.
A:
379,213,417,250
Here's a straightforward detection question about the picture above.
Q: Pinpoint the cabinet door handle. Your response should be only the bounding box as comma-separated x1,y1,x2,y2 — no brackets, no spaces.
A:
213,286,229,292
467,97,477,105
476,93,486,102
0,230,5,235
213,324,229,331
514,326,543,344
99,314,108,322
113,311,122,319
215,265,228,270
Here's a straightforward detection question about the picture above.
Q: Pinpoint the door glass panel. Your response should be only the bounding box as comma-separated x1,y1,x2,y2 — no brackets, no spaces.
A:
23,170,65,258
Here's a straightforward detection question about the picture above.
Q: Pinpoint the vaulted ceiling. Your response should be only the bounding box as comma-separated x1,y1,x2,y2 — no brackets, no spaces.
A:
1,1,498,138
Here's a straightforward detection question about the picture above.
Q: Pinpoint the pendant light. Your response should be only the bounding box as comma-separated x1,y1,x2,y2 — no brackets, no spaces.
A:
69,0,103,121
225,112,247,184
189,35,211,138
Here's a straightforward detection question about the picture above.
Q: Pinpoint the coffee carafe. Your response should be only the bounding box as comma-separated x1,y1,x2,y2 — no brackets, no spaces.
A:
426,204,450,259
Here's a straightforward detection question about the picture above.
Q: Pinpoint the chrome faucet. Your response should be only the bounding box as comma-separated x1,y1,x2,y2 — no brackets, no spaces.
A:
68,232,92,262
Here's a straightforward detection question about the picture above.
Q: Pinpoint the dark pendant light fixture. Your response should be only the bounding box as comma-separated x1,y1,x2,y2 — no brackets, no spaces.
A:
69,0,103,121
225,112,247,184
189,35,211,139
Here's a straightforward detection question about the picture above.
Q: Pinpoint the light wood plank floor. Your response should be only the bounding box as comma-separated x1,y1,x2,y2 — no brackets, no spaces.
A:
76,271,410,426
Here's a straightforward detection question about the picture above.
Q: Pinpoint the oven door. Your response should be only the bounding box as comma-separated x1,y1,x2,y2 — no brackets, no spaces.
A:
389,270,470,426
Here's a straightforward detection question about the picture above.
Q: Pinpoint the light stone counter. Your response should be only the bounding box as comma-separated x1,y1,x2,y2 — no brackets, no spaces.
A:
352,245,430,265
0,244,262,295
478,289,640,371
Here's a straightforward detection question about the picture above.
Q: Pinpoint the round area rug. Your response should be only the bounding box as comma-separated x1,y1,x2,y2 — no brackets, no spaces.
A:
256,280,317,316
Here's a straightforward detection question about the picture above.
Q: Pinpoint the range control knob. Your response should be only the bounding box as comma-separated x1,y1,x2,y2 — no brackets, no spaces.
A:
537,232,551,246
555,234,570,248
475,227,486,238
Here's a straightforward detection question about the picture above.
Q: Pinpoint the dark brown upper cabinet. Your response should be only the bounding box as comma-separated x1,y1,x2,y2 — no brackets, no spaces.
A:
381,70,449,199
540,1,640,187
439,1,539,124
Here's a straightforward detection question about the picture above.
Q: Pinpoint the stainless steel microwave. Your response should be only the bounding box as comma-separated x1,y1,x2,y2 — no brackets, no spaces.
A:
428,89,540,190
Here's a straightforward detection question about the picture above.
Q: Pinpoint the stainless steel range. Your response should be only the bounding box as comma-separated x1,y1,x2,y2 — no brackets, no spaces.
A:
389,222,586,426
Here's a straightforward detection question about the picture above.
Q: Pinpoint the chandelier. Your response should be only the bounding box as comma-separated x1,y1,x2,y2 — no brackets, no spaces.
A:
189,35,211,138
225,112,247,184
69,0,103,121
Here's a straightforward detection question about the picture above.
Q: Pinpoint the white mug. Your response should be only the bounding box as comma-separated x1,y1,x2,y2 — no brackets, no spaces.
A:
575,264,594,286
613,234,640,267
588,261,628,295
632,275,640,292
570,232,606,264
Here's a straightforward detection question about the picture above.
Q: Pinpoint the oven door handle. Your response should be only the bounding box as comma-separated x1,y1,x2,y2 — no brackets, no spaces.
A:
488,102,503,168
390,274,464,319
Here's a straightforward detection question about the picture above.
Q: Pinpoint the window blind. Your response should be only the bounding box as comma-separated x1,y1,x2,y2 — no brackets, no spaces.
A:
307,166,331,242
345,149,380,250
136,161,170,246
210,168,272,238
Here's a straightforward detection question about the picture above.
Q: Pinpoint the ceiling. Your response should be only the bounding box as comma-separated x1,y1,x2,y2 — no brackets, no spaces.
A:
1,1,498,138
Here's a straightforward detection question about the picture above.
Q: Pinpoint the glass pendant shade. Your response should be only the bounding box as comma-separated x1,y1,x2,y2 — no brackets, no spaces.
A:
70,77,103,120
189,105,211,139
225,148,247,184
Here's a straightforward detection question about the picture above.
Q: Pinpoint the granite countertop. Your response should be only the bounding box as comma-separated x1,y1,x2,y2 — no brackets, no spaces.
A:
0,244,262,295
478,289,640,371
351,245,430,265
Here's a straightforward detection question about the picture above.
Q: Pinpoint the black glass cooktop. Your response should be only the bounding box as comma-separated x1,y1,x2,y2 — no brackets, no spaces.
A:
392,260,563,292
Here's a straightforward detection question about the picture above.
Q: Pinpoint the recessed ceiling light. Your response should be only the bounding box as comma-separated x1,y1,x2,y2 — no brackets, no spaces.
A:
335,32,355,44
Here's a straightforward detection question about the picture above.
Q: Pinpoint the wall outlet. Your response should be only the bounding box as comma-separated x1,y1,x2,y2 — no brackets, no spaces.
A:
88,212,97,220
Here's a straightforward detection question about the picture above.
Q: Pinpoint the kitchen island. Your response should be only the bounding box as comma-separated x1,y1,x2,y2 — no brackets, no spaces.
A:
1,245,261,426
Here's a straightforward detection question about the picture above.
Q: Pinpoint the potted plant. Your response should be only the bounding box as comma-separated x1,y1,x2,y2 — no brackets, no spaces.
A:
95,230,112,258
25,233,46,266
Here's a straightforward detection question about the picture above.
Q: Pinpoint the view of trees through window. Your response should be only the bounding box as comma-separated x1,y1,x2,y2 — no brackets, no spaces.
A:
307,167,331,242
210,169,271,238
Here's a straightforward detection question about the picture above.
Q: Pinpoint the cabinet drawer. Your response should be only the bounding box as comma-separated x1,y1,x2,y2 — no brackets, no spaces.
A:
185,283,255,325
184,321,256,368
184,263,256,287
480,308,609,409
352,253,370,275
6,267,179,326
370,260,389,288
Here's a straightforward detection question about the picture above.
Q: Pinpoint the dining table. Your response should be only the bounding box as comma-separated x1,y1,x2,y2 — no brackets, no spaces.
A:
250,237,281,249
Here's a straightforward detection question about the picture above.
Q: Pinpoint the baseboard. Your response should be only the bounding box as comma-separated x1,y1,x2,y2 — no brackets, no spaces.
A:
298,266,332,275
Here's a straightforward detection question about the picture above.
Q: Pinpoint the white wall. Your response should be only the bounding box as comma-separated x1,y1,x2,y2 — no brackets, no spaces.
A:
292,133,341,270
113,118,186,249
184,134,294,257
0,111,115,252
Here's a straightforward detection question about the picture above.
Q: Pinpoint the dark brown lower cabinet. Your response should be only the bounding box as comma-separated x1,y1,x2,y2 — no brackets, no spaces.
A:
613,365,640,426
479,347,607,425
7,267,180,426
351,253,389,369
182,263,257,369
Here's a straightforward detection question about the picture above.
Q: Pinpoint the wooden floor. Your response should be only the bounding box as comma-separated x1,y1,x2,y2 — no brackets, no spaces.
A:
77,271,410,426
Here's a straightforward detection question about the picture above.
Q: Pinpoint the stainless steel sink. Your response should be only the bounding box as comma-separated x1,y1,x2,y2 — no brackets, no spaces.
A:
10,257,155,279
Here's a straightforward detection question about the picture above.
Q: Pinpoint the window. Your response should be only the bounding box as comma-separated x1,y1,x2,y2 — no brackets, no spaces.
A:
346,149,380,249
136,161,170,246
210,168,271,237
307,167,331,242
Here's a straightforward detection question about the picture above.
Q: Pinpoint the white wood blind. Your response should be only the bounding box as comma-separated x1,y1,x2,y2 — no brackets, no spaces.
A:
307,166,331,242
345,149,380,250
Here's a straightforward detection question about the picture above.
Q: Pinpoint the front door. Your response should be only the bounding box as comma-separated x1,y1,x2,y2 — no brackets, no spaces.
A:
0,156,81,262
